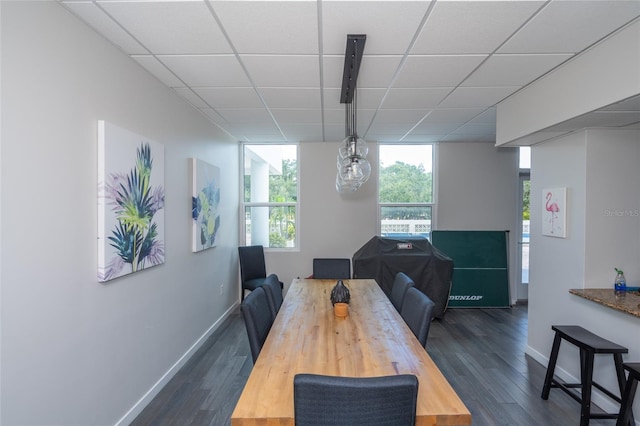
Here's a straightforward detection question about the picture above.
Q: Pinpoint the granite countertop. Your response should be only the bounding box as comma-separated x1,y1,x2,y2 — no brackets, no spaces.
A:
569,288,640,318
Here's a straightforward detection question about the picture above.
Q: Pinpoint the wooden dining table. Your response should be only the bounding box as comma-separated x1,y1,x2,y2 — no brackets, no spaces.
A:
231,278,471,426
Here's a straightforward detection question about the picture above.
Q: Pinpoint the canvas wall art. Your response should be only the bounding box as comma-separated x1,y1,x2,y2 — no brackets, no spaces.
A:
191,158,220,252
542,187,566,238
98,121,165,282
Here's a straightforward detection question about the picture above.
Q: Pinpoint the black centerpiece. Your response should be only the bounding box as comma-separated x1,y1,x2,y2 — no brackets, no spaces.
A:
330,280,351,305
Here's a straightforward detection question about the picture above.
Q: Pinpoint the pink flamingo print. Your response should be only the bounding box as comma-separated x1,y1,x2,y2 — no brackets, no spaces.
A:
545,192,560,233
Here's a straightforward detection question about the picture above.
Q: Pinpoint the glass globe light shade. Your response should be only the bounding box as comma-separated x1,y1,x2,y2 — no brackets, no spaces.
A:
338,156,371,186
338,136,368,160
336,172,360,193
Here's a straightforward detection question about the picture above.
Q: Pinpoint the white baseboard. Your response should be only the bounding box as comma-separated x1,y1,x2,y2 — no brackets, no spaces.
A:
114,302,239,426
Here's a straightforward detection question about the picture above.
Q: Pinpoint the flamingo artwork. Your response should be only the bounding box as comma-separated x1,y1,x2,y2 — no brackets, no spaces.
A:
545,192,560,233
542,188,566,237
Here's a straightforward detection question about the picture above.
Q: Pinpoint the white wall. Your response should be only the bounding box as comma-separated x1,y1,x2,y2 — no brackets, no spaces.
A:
1,2,239,425
527,129,640,417
437,142,520,304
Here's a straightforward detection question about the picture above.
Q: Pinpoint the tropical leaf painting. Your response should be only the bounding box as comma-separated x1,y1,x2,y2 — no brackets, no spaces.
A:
98,121,165,282
191,158,220,252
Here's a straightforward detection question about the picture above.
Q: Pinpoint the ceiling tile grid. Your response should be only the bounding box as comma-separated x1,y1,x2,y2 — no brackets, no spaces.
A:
59,0,640,144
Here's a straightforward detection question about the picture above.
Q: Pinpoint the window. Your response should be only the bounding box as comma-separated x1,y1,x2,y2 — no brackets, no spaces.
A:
378,144,434,239
241,144,298,248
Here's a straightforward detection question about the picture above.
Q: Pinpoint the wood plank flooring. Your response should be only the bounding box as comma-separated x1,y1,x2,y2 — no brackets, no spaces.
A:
131,305,618,425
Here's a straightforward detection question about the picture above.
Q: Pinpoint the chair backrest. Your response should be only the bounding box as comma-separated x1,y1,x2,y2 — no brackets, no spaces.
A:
390,272,415,312
238,245,267,283
261,273,284,321
400,287,436,348
294,373,418,426
312,258,351,279
240,287,273,363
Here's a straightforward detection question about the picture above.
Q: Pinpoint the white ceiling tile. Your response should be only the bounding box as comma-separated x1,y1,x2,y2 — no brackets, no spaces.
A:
212,1,318,54
323,109,377,127
199,108,226,125
323,55,403,88
394,55,487,87
322,1,431,55
400,134,446,142
132,55,184,87
260,88,321,109
216,108,274,124
280,125,324,142
324,88,386,110
365,123,417,136
449,123,496,137
412,1,545,54
159,55,250,87
98,1,232,54
467,107,496,124
271,109,323,125
194,87,263,108
241,55,319,87
323,109,346,125
173,88,209,109
226,124,281,136
62,1,147,54
421,108,486,124
463,54,573,87
411,122,463,135
441,134,495,143
324,125,348,142
499,1,640,54
244,135,287,142
439,87,519,108
382,88,452,109
371,109,431,125
61,0,639,143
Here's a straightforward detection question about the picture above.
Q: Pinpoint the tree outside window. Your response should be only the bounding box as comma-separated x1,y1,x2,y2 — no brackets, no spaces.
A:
242,144,298,248
379,144,434,239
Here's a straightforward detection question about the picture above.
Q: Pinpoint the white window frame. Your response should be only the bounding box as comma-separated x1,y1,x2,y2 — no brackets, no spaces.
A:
377,143,437,239
240,142,299,250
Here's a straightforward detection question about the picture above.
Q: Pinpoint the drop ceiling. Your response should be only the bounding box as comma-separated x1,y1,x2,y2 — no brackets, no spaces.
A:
58,0,640,144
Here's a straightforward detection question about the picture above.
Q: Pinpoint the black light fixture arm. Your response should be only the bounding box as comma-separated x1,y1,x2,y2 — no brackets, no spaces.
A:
340,34,366,105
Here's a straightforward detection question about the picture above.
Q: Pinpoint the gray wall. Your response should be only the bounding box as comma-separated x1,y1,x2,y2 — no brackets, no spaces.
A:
268,142,520,303
438,142,520,302
1,2,239,425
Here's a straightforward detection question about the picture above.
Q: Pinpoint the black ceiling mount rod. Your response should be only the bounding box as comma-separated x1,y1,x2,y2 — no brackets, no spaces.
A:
340,34,366,104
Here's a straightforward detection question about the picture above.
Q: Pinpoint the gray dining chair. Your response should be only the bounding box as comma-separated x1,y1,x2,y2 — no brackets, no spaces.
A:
312,258,351,279
238,245,268,301
238,245,283,301
294,373,418,426
390,272,415,312
261,273,284,321
400,287,436,348
240,287,273,363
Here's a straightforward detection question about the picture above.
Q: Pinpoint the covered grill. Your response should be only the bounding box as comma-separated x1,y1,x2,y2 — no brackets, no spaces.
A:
352,236,453,318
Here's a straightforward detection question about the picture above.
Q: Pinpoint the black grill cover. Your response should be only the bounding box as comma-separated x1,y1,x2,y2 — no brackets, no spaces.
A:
352,236,453,318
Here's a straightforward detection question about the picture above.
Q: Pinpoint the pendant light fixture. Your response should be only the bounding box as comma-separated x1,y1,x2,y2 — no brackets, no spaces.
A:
336,34,371,194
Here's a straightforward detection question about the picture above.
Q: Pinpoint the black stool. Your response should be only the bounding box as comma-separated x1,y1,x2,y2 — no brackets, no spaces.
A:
541,325,628,426
616,363,640,426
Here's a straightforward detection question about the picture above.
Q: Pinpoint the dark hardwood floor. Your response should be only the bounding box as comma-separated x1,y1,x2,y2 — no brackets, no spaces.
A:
131,305,616,425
